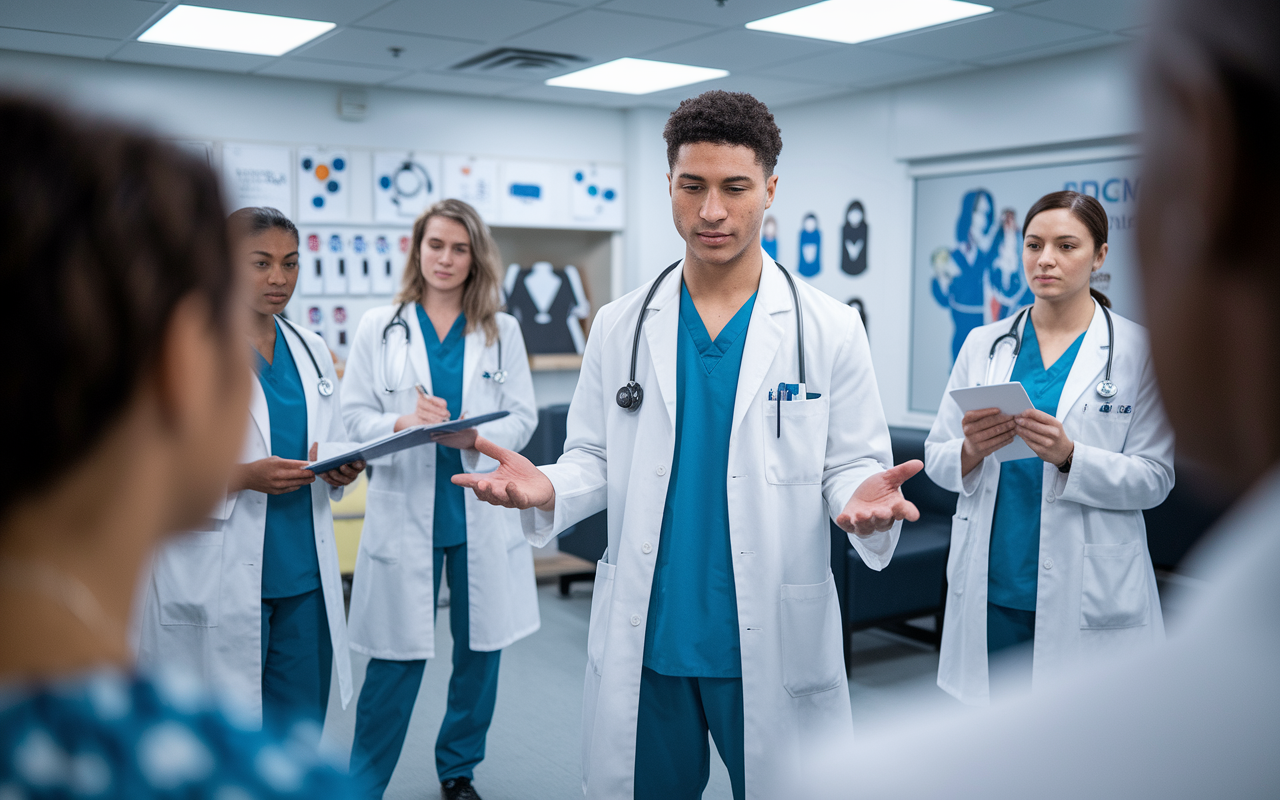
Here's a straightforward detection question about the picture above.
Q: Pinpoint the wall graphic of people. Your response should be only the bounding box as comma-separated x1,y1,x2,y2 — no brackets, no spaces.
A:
930,188,1005,361
989,207,1029,321
761,215,778,259
798,212,821,277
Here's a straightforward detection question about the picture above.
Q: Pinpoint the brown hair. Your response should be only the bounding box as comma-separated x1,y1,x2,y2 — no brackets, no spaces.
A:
664,90,783,175
0,95,235,519
1023,190,1112,308
227,206,299,245
395,199,502,345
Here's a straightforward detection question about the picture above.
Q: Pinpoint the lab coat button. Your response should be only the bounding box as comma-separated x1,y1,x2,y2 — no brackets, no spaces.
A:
641,542,653,554
656,465,667,476
1043,557,1054,570
630,615,641,627
1046,492,1056,504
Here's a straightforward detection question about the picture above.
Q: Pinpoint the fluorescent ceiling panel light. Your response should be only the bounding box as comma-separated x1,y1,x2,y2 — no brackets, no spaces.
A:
137,5,335,56
746,0,993,45
546,58,728,95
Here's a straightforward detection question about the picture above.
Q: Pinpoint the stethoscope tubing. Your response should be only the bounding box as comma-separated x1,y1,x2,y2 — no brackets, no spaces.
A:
378,301,505,393
985,303,1116,396
276,314,334,397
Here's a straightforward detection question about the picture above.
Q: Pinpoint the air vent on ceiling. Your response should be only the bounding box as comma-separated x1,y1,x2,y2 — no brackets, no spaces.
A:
451,48,587,75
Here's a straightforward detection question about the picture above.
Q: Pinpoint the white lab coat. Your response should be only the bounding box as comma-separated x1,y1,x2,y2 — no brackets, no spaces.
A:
522,253,901,799
341,305,539,660
135,324,353,726
926,301,1175,705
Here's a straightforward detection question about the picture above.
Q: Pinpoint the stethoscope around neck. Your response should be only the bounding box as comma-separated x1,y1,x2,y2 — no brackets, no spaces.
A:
275,315,334,397
986,303,1118,399
377,301,506,394
616,259,807,412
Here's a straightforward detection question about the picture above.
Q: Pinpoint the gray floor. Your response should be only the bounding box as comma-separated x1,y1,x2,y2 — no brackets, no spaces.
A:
320,584,954,800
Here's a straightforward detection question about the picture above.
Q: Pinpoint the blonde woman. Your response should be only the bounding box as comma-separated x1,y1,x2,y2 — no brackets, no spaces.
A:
340,199,538,800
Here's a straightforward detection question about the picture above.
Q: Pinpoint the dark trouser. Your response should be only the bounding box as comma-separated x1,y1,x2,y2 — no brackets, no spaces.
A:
260,587,333,730
987,601,1036,698
633,666,745,800
349,543,502,798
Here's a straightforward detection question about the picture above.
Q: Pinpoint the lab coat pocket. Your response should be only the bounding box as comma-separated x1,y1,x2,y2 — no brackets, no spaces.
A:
155,529,224,627
762,396,830,485
946,514,972,594
361,488,404,564
1080,541,1149,629
779,575,845,697
586,560,616,677
1080,408,1135,453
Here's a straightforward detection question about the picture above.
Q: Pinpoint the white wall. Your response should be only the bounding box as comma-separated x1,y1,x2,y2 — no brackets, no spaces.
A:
620,43,1142,430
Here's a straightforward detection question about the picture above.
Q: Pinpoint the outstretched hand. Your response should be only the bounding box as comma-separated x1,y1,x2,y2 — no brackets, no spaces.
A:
451,436,556,511
836,460,923,537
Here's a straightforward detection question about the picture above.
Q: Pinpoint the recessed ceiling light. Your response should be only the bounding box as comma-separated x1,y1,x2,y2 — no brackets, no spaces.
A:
546,58,728,95
746,0,993,45
137,4,335,56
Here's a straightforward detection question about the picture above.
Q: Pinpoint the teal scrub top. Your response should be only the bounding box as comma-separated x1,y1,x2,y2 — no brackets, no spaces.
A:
987,318,1085,611
642,285,757,679
254,320,321,599
417,305,468,550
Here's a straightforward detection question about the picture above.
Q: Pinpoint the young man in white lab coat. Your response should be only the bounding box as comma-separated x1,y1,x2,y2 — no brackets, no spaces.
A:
455,91,921,799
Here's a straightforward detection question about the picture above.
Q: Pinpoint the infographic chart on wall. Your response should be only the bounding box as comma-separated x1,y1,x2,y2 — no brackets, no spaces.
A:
297,148,351,223
374,151,441,222
221,143,292,214
500,160,555,227
570,164,623,229
909,156,1140,413
442,155,499,221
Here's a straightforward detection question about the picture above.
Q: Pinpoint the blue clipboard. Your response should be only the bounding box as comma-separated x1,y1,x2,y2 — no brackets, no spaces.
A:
304,410,510,473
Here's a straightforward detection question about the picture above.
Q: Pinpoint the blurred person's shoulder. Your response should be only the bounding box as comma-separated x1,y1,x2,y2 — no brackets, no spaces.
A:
0,667,355,797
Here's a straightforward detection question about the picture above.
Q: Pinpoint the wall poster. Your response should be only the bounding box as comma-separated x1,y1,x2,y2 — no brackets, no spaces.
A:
910,155,1141,413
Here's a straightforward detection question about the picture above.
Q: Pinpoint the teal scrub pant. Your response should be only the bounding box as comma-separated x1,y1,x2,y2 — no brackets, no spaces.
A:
349,543,501,798
987,602,1035,697
633,666,745,800
260,587,332,730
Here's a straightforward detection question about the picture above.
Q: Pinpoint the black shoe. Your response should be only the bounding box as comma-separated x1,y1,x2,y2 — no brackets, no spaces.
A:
441,776,482,800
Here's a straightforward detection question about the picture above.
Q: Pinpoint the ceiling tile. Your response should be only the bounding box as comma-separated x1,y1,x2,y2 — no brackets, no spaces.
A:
639,73,852,110
386,70,532,97
190,1,395,27
638,27,840,73
290,27,484,71
254,58,408,85
503,9,714,62
761,46,950,87
0,26,120,59
355,0,571,42
1014,0,1147,33
109,41,273,73
599,0,812,27
0,0,162,39
499,81,653,108
869,11,1101,62
972,32,1129,66
851,60,972,90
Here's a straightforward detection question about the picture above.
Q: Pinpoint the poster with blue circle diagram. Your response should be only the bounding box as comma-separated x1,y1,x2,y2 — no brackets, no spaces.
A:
570,164,624,229
297,148,351,223
374,151,442,222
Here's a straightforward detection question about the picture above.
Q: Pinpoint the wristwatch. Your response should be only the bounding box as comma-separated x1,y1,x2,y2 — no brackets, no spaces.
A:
1056,451,1074,473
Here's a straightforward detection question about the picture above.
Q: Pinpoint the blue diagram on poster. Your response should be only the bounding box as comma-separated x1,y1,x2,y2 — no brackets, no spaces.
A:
761,215,778,259
798,213,821,277
297,148,351,223
570,164,624,228
841,200,868,276
374,151,441,222
499,161,554,226
510,183,542,200
910,156,1141,413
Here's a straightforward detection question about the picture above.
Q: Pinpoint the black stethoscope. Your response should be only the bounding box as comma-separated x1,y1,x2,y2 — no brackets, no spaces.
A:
617,259,807,412
379,302,506,394
276,314,334,397
986,303,1117,398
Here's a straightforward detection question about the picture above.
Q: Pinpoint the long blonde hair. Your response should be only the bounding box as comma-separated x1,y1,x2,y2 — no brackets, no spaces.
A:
395,199,502,345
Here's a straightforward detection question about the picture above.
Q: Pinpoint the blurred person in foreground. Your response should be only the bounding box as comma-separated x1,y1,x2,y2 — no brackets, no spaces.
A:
802,0,1280,796
0,96,354,796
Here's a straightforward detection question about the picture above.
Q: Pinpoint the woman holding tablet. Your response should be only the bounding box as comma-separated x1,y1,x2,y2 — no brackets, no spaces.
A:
925,191,1175,705
137,207,363,729
341,199,538,800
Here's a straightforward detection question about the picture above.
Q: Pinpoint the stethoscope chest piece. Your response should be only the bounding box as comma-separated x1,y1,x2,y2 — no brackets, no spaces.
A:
485,370,508,385
317,377,335,397
1095,379,1117,399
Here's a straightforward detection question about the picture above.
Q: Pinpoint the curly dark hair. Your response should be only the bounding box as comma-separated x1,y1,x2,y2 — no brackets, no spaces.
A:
663,90,783,175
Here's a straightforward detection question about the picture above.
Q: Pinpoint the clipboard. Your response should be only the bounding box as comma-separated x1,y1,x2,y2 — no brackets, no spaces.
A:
305,410,510,473
948,382,1037,462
